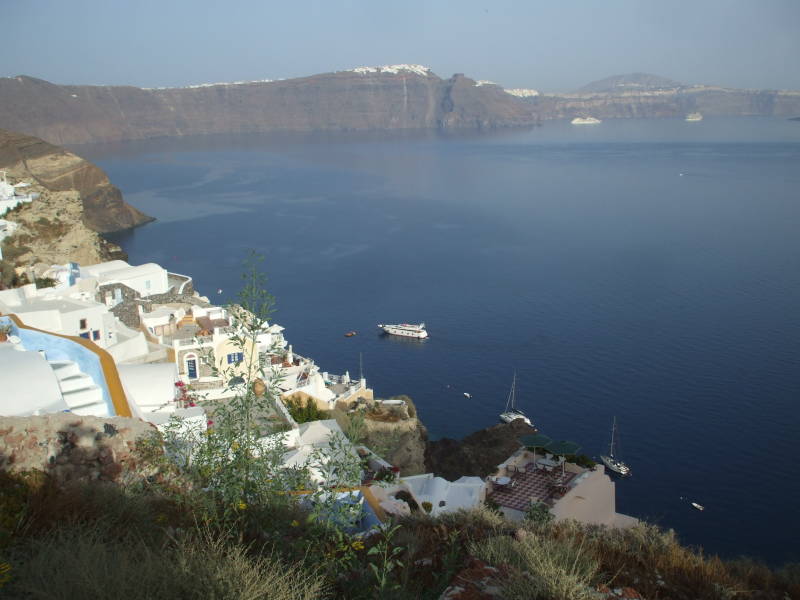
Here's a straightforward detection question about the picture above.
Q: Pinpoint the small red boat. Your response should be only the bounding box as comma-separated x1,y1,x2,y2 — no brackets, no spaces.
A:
344,331,357,337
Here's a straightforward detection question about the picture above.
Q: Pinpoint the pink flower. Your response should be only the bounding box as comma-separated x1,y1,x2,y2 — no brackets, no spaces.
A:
175,381,185,388
207,420,214,426
189,402,196,407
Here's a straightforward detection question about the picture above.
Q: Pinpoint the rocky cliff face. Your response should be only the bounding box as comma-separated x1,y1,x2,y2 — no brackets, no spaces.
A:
527,87,800,120
0,68,539,145
0,128,152,232
425,420,536,481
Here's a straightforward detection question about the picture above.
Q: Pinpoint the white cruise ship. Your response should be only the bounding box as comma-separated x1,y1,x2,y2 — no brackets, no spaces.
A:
571,117,602,125
378,323,428,339
685,112,703,122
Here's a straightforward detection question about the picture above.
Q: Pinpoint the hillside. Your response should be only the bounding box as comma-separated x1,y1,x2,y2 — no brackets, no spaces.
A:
0,129,152,276
0,128,152,232
578,72,684,93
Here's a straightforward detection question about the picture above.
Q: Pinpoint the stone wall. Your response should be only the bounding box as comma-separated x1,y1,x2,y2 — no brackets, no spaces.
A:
0,413,158,484
96,282,140,328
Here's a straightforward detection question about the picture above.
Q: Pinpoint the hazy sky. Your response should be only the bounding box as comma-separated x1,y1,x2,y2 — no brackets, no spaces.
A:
3,0,799,91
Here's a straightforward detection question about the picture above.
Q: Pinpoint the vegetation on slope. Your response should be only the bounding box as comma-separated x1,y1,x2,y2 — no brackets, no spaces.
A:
2,472,799,599
2,255,797,598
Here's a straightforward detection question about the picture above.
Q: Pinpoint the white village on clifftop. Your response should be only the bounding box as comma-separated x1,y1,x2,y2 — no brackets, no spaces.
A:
1,180,635,532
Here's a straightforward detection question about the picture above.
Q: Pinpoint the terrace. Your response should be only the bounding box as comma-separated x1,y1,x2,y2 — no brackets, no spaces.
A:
488,463,578,511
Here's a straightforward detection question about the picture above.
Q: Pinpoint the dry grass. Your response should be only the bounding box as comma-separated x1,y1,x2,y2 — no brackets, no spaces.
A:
7,522,327,600
509,519,800,600
469,529,599,600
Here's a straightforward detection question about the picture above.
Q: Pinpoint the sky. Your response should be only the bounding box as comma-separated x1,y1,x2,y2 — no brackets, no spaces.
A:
3,0,799,92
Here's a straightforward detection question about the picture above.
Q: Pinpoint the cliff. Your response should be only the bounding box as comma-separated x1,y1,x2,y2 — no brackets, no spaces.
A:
0,68,539,146
0,128,152,232
425,420,536,481
526,86,800,120
2,69,799,147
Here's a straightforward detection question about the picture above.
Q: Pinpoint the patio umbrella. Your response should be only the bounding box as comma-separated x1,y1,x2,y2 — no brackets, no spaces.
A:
545,440,581,455
545,440,582,473
519,433,552,466
519,433,552,448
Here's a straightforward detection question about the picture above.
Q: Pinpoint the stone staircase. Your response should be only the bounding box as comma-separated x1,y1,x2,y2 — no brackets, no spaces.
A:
49,360,108,416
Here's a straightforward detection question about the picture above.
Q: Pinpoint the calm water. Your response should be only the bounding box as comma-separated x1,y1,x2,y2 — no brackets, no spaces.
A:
83,118,800,564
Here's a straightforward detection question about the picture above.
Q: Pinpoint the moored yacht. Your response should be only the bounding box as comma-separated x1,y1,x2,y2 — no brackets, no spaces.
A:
571,116,602,125
685,112,703,122
600,416,630,476
378,322,428,339
499,372,532,427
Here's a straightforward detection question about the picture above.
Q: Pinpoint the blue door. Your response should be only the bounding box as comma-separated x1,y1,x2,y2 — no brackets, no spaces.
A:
187,359,198,379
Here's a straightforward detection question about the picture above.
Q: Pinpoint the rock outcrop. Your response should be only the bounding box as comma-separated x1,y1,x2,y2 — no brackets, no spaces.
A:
425,420,536,481
0,414,158,484
0,128,152,232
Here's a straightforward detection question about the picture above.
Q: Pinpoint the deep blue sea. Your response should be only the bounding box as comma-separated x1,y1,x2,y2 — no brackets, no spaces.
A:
81,117,800,565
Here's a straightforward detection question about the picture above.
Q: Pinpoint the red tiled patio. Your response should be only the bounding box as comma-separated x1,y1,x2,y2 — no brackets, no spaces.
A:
489,465,576,512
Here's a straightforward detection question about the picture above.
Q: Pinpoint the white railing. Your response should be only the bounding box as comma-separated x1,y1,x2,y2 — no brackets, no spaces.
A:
167,271,193,294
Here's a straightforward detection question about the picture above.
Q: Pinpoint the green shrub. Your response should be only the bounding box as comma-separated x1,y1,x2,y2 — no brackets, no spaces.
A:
525,501,554,525
286,396,329,423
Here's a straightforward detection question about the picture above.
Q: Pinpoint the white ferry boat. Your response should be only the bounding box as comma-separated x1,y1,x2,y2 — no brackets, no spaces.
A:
378,323,428,339
685,112,703,122
571,117,602,125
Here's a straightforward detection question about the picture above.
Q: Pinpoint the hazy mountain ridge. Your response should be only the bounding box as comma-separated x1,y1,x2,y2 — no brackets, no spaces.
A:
578,72,684,93
1,69,799,145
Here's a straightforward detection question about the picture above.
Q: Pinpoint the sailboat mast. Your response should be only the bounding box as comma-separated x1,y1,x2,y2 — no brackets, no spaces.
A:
505,372,516,412
609,416,617,458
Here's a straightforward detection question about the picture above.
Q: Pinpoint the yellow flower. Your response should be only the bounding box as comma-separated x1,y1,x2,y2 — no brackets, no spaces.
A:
155,514,168,523
291,520,299,527
231,442,240,451
237,501,247,511
350,540,365,551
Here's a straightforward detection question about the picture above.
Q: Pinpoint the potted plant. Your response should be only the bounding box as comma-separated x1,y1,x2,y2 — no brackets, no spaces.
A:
0,323,12,342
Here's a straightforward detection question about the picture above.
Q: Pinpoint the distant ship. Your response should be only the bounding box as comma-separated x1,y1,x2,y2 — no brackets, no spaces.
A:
378,323,428,339
571,117,602,125
685,112,703,122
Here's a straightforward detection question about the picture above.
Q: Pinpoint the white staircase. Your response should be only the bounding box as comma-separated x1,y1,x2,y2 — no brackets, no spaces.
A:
49,360,108,416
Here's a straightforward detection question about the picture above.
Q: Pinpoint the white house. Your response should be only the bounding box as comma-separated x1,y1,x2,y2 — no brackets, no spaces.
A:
0,314,206,430
401,474,487,516
0,284,150,364
80,260,170,297
0,172,37,216
0,218,19,260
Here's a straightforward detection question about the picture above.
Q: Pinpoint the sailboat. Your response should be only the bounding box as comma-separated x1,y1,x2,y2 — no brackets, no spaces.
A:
600,417,631,476
499,372,532,426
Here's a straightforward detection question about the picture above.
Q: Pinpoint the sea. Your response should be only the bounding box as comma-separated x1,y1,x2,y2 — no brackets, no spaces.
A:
77,117,800,565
